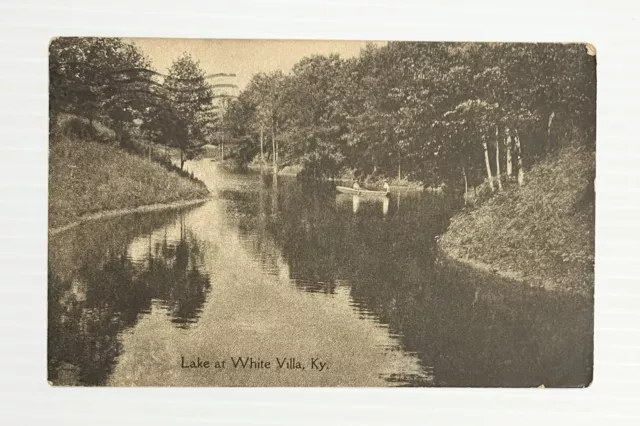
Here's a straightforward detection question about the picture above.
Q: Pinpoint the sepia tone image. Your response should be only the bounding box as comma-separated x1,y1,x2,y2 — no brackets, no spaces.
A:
48,38,595,387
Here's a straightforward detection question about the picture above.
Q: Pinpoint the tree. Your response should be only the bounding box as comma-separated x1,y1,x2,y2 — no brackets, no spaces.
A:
163,53,215,169
242,71,288,174
443,100,498,195
280,54,348,179
49,37,151,138
223,95,260,166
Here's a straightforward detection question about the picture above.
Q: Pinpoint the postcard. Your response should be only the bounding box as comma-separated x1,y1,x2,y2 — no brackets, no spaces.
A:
48,38,595,387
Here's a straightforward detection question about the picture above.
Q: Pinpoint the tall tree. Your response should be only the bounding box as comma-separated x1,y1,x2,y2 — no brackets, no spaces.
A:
163,53,215,169
243,71,288,174
280,54,348,179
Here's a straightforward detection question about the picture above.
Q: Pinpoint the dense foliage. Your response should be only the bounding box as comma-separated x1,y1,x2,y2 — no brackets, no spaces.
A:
50,39,596,194
223,42,596,192
49,37,224,169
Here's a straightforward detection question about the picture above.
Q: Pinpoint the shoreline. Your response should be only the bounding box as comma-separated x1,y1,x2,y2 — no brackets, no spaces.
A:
438,245,592,298
49,196,212,237
436,144,594,299
244,163,428,191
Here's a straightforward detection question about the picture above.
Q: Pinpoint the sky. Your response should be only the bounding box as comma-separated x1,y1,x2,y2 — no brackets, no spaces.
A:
124,38,385,94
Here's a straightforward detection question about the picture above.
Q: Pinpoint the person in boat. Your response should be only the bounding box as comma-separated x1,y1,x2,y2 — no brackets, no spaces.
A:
383,179,390,195
353,179,361,191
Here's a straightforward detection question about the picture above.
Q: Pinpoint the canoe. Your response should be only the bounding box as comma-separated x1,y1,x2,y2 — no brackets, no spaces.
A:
336,186,389,197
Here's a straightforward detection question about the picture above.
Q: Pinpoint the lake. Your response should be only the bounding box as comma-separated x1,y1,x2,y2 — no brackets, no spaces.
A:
48,160,593,387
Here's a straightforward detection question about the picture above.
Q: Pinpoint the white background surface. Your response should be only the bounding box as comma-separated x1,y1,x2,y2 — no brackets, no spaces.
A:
0,0,638,424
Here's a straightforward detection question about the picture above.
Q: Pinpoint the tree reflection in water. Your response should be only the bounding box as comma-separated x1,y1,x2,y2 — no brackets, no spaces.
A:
48,171,593,387
48,209,211,386
222,175,592,387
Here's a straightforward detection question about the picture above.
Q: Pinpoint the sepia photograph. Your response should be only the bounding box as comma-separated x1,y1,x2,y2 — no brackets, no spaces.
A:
48,38,595,387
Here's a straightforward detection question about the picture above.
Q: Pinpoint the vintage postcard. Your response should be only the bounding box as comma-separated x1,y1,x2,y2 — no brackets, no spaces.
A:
48,38,595,387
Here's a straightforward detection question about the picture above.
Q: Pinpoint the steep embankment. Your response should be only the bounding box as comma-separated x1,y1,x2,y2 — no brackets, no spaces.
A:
439,143,595,295
49,137,210,230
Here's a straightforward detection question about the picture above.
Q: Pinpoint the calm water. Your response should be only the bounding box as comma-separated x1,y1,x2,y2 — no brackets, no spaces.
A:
48,160,593,387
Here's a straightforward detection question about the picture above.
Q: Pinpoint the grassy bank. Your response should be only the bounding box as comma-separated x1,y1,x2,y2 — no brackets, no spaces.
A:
49,137,210,229
439,142,595,295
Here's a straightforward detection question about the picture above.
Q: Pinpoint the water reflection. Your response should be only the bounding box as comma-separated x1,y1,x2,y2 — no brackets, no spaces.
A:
48,208,210,385
48,162,592,387
218,171,593,387
340,194,391,217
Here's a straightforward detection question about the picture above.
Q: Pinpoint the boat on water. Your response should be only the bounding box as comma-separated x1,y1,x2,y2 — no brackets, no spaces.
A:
336,186,389,197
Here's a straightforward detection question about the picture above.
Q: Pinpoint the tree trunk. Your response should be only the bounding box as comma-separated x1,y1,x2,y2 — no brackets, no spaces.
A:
462,166,468,205
398,162,401,181
495,126,502,190
482,140,495,192
88,116,95,140
515,129,524,186
260,125,264,167
505,129,513,177
180,149,185,170
272,173,278,214
547,110,556,151
271,127,277,175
